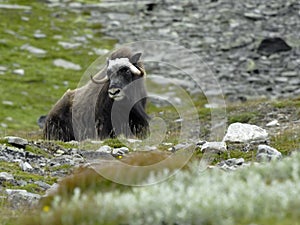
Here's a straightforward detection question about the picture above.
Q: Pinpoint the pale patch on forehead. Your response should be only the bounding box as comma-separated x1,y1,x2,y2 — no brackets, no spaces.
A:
107,58,141,75
107,58,132,72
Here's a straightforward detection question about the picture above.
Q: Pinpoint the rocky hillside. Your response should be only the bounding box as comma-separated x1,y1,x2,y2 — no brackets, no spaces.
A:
0,0,299,225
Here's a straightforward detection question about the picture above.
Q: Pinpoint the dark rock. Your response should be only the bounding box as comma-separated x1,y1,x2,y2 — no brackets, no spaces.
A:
257,37,292,55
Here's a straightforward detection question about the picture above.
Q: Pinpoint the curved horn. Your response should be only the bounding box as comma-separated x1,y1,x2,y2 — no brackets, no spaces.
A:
91,75,109,84
90,70,109,84
129,64,141,76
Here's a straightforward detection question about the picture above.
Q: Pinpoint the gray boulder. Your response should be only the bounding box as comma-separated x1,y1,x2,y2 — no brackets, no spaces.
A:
223,123,268,143
256,144,282,162
5,189,41,209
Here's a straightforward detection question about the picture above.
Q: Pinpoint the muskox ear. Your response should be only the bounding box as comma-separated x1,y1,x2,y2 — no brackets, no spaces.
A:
130,52,142,64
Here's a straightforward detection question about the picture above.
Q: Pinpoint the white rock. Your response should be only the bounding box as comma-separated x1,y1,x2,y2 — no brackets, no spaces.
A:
96,145,112,153
0,4,31,10
21,44,47,55
13,69,25,76
112,147,129,156
0,66,7,71
144,145,157,151
201,142,227,153
5,189,27,195
2,100,14,106
20,161,33,171
118,147,129,153
58,41,81,49
127,139,142,143
93,48,110,55
53,59,81,70
0,172,14,181
33,33,46,39
266,119,279,127
223,123,268,143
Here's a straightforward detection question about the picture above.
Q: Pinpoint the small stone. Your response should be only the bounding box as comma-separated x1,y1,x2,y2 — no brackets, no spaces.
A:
282,71,298,77
20,44,47,55
34,181,51,190
20,161,33,171
118,147,129,153
218,158,245,167
275,77,288,83
127,139,142,144
13,69,25,76
223,123,268,143
54,149,65,157
266,120,279,127
0,4,31,10
168,143,191,152
244,12,263,20
33,33,46,39
0,172,14,181
93,48,110,55
0,66,7,71
53,59,81,70
58,41,81,49
144,146,157,151
5,136,28,148
21,17,29,21
246,59,256,72
256,144,282,162
201,142,227,153
2,100,14,106
96,145,112,153
111,148,125,157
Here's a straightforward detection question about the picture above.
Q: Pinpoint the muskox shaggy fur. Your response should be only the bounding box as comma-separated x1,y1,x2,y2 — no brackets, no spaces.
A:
43,48,149,141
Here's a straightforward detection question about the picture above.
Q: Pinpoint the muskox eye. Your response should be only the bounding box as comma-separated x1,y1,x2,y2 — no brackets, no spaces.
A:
125,67,131,75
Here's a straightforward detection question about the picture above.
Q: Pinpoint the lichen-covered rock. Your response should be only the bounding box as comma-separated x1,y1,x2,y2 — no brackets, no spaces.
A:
256,144,282,162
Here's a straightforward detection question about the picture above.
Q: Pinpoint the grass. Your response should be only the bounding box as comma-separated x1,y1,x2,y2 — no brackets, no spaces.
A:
0,0,116,137
0,161,56,192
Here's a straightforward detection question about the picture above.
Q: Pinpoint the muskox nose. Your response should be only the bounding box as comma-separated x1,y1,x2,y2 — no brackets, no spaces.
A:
108,88,124,101
108,88,120,96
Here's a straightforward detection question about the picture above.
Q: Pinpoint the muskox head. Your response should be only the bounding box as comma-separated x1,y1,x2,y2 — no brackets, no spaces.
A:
91,52,143,101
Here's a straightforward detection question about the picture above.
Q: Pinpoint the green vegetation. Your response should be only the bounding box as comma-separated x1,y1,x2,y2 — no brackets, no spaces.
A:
0,0,115,137
14,152,300,225
0,161,56,194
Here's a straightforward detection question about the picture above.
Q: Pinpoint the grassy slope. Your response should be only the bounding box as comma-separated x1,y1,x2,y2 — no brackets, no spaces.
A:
0,0,115,137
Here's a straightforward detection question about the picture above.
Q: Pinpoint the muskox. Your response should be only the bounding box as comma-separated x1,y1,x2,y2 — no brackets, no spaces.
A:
43,48,149,141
